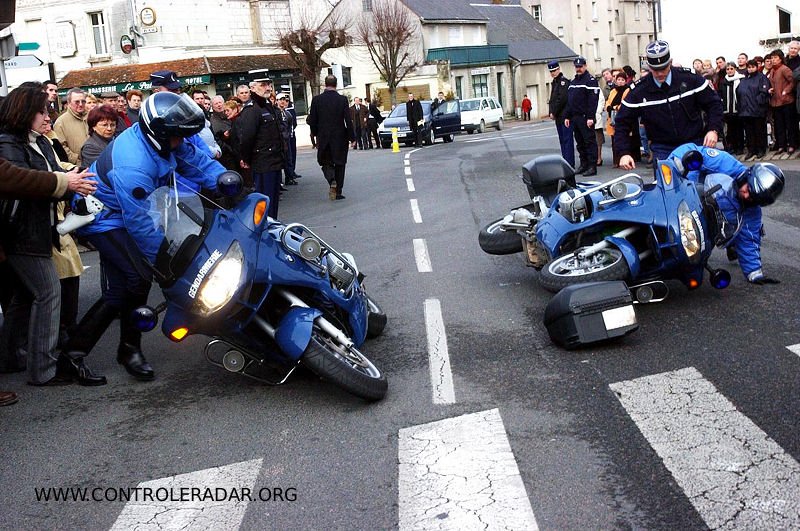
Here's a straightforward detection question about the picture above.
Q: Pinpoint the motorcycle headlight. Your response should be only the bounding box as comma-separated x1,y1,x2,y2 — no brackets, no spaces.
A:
678,201,701,262
195,241,243,316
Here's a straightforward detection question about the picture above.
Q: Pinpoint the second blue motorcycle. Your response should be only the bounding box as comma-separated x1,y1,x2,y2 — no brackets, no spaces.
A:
479,151,737,302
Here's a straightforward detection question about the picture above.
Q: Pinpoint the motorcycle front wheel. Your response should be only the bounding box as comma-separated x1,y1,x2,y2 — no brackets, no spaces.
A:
478,218,524,255
302,327,388,401
538,247,629,293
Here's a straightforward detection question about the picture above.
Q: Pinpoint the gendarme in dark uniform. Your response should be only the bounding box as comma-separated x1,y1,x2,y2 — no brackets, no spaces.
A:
614,40,724,170
547,60,574,167
564,56,600,176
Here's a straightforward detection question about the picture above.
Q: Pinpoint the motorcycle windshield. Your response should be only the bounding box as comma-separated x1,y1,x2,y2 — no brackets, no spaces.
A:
146,183,206,260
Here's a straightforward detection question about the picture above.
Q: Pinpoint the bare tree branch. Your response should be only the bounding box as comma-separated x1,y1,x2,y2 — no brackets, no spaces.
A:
356,0,419,106
276,10,350,96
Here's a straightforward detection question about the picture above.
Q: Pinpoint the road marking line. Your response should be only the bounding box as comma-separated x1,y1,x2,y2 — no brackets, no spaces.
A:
406,178,415,192
423,298,454,404
398,409,539,530
465,132,550,144
404,166,411,175
410,199,422,223
110,458,263,530
786,344,800,358
404,159,410,166
610,367,800,529
413,238,432,273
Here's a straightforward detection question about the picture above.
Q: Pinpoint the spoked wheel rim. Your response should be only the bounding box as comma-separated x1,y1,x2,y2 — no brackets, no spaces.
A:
548,248,624,277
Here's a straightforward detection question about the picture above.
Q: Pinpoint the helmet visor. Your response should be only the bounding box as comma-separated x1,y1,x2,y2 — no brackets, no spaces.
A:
146,93,205,136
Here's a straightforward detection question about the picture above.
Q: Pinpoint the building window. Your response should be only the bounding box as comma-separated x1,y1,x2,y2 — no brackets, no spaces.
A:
608,21,613,40
449,26,463,46
557,26,564,38
577,3,581,19
342,66,352,87
593,38,600,60
617,43,622,55
615,9,620,20
592,1,598,21
779,7,791,34
579,44,584,56
455,76,463,99
647,2,653,21
362,0,372,12
89,11,108,55
532,4,542,22
472,74,488,97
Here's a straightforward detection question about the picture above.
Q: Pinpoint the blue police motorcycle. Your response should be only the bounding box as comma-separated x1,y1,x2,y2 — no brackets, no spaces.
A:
479,152,737,302
135,179,388,401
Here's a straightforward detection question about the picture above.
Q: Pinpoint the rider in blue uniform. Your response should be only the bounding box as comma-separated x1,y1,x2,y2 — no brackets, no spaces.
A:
669,143,785,285
60,92,227,385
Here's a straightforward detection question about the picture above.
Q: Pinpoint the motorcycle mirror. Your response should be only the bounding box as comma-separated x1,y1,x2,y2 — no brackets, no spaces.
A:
217,171,244,197
609,182,627,199
299,237,322,260
131,306,159,332
681,150,703,173
710,268,731,289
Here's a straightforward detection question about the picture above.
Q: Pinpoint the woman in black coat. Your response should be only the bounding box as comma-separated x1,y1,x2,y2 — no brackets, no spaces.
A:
0,87,72,385
80,105,118,167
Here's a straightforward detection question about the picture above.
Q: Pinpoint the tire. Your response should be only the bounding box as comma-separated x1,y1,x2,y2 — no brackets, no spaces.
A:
467,129,474,135
423,128,434,146
443,134,454,143
302,327,387,401
366,295,387,339
478,120,486,133
478,218,523,255
538,247,629,293
497,118,504,130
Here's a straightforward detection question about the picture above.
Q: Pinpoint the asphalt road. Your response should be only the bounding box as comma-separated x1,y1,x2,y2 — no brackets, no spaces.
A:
1,121,798,530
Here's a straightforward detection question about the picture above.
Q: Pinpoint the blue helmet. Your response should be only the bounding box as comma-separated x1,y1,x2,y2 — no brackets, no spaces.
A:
743,163,785,206
139,92,205,157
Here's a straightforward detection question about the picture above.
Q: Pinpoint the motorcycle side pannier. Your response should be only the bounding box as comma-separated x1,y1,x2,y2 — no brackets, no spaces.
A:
543,281,638,349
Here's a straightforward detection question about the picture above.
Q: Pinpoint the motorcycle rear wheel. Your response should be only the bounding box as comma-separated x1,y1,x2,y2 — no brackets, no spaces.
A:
538,247,629,293
302,328,387,401
479,218,524,255
366,295,387,339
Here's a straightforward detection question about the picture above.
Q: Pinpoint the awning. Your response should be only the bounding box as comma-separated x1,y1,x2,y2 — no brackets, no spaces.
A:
58,53,305,95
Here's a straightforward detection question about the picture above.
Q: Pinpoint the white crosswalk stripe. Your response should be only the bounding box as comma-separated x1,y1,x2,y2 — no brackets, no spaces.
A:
110,459,263,530
398,409,539,530
610,367,800,530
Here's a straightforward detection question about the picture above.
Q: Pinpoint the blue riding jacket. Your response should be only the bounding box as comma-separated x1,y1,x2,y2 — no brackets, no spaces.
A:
669,143,763,280
79,123,225,262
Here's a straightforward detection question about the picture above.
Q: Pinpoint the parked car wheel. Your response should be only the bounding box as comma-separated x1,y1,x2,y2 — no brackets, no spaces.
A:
443,134,454,143
478,120,486,133
466,129,474,135
497,118,504,131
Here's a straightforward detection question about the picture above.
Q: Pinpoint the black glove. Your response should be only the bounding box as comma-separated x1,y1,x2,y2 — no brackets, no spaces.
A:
750,276,780,285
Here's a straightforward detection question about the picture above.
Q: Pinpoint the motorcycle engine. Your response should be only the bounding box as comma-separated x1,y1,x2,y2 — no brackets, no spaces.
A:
558,190,588,223
328,254,355,291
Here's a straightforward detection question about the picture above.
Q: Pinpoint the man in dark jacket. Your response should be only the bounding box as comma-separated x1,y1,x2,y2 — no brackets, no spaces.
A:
740,60,772,160
406,93,424,147
547,60,574,167
307,75,354,200
368,98,383,149
614,40,724,171
564,56,600,176
237,70,285,218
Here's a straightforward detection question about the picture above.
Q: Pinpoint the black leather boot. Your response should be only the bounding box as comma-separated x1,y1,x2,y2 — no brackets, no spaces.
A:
62,298,117,385
575,163,588,175
582,165,597,176
118,310,154,381
57,355,107,386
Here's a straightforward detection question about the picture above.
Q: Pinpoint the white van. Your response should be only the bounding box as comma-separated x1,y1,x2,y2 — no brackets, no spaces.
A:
461,97,504,133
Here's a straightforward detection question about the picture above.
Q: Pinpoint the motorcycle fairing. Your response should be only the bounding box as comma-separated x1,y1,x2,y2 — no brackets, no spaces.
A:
605,236,640,278
274,306,322,360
